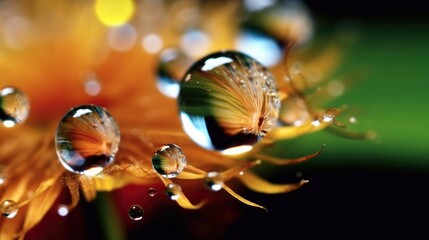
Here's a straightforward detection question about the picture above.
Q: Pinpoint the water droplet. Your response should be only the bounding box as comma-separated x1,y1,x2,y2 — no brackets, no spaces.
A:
349,116,358,124
152,144,186,178
1,200,18,218
322,113,334,123
296,171,303,178
279,94,310,126
0,86,30,128
165,183,181,201
236,28,282,67
156,48,193,98
128,205,144,221
147,187,157,197
55,105,120,176
327,80,344,97
311,119,320,127
57,204,69,217
83,72,102,96
0,165,6,185
204,171,224,191
178,51,280,152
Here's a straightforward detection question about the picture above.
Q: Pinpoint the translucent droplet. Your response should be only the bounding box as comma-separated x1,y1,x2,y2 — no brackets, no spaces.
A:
236,28,282,67
311,119,320,127
57,204,69,217
0,86,30,128
279,93,310,126
1,200,18,218
152,144,186,178
349,116,357,124
322,113,334,123
204,171,224,191
165,183,181,201
55,105,120,176
178,51,280,153
128,205,144,221
156,48,193,98
147,187,157,197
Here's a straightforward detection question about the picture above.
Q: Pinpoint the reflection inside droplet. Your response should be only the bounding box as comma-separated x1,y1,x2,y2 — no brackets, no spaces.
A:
152,144,186,178
0,86,30,127
55,105,120,176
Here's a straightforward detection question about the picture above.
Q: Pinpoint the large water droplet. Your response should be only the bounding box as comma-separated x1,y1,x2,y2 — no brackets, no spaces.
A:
178,51,280,153
0,86,30,128
128,205,144,221
156,48,193,98
152,144,186,178
55,105,120,176
165,183,181,201
147,187,157,197
204,171,224,191
1,200,18,218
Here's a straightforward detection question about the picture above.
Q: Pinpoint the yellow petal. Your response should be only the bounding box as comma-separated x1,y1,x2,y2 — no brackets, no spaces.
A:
252,144,325,165
159,177,205,209
223,184,267,211
238,171,309,194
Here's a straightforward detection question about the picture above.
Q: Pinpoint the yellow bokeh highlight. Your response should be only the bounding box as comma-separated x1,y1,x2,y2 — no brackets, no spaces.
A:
95,0,134,26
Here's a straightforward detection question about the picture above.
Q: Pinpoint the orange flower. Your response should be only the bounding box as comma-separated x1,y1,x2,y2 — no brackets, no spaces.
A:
0,0,375,239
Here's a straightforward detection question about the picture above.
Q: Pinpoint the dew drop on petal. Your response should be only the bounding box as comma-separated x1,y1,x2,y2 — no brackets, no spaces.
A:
1,200,18,218
128,205,144,221
178,51,280,153
204,171,224,191
0,86,30,128
156,48,193,98
147,187,157,197
57,204,69,217
152,144,186,178
55,105,120,176
165,183,181,201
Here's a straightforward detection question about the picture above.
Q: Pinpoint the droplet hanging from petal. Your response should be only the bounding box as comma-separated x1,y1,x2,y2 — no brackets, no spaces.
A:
178,51,280,154
165,183,181,201
55,104,120,176
204,171,224,191
0,86,30,128
1,200,18,218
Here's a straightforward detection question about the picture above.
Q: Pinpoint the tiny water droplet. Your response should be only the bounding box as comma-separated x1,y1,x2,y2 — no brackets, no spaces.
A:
322,113,334,123
1,200,18,218
147,187,157,197
279,94,310,126
55,105,120,176
128,205,144,221
57,204,69,217
156,48,192,98
204,171,224,191
152,144,186,178
0,86,30,128
165,183,181,201
83,72,102,96
311,119,320,127
178,51,280,152
349,116,357,124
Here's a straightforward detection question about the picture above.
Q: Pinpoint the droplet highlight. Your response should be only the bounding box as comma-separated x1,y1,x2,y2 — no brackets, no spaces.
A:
1,200,18,218
0,86,30,128
156,48,193,98
128,205,144,221
165,183,181,201
152,144,186,178
57,204,69,217
204,171,224,191
55,105,120,176
178,51,280,152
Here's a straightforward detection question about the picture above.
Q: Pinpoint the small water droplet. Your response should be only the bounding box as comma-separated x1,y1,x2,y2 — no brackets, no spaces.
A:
57,204,69,217
156,48,193,98
55,105,120,176
204,171,224,191
147,187,157,197
327,81,344,97
311,119,320,127
0,165,6,185
178,51,280,152
279,94,310,126
128,205,144,221
165,183,181,200
83,72,102,96
349,116,358,124
322,113,334,123
152,144,186,178
1,200,18,218
0,86,30,128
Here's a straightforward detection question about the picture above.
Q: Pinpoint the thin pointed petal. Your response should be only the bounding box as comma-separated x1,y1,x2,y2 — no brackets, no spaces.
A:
223,184,267,211
238,171,309,194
